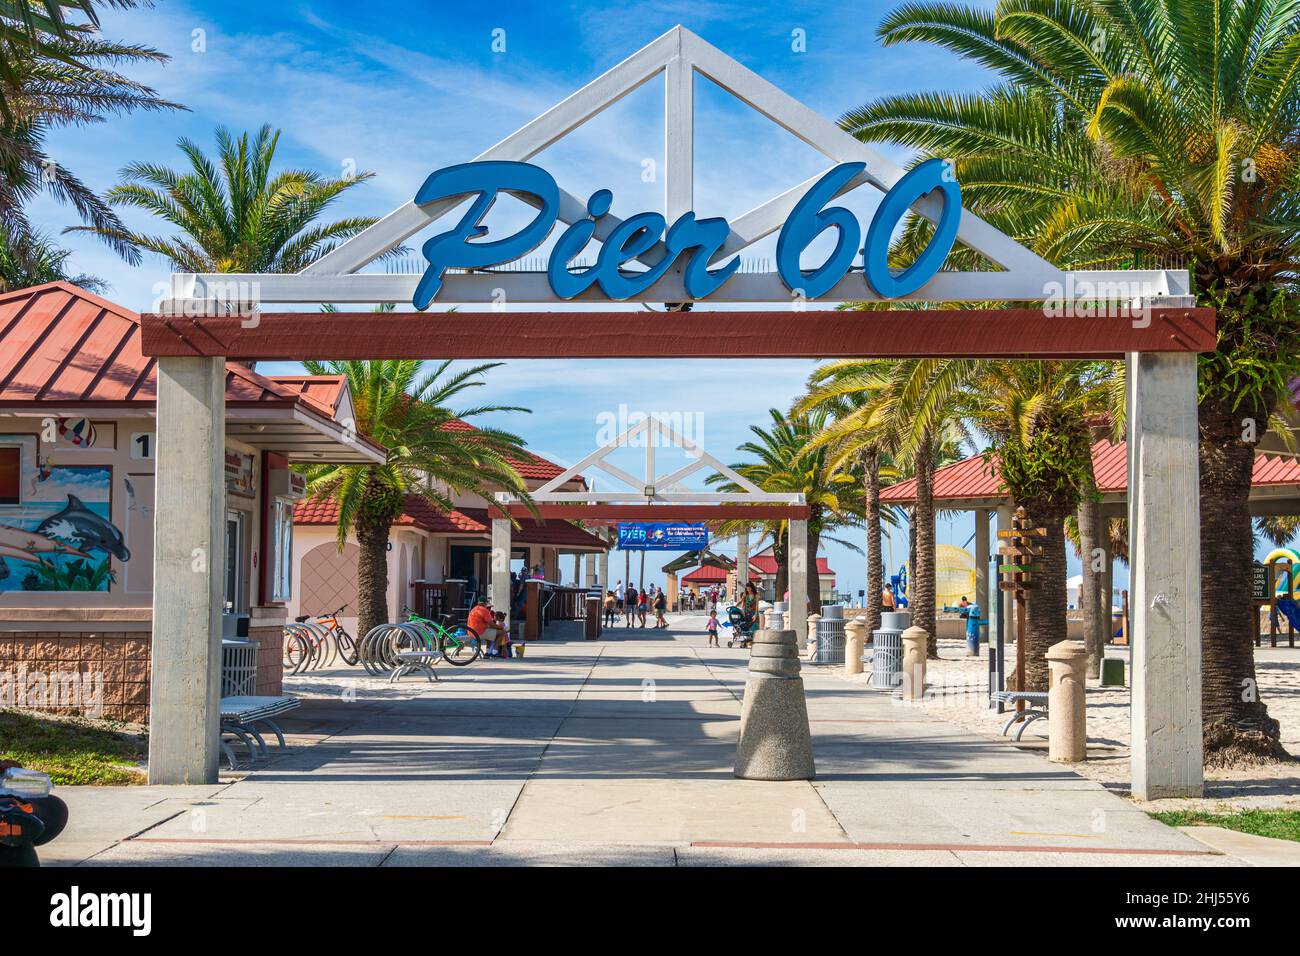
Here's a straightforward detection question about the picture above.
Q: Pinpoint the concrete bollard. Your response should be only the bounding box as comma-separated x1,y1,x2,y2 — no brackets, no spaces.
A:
844,618,866,676
734,628,816,780
805,613,821,659
1046,640,1088,762
900,625,928,700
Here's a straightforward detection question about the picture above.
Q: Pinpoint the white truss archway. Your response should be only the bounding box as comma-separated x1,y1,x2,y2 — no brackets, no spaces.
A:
490,415,810,643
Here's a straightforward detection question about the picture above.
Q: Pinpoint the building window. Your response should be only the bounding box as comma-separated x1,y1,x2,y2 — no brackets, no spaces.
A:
271,497,294,603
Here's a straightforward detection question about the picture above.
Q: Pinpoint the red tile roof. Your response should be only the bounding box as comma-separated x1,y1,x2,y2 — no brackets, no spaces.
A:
294,494,488,535
440,418,581,484
295,497,608,549
880,438,1300,504
455,507,608,549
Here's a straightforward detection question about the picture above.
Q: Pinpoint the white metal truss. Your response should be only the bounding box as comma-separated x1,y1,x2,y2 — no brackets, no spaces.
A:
495,415,802,506
163,25,1189,310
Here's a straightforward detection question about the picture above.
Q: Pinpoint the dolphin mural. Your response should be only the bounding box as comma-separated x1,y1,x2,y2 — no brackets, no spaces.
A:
35,494,130,561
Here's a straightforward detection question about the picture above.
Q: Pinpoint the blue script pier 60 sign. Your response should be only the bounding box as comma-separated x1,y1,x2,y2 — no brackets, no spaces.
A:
617,522,710,551
410,159,961,309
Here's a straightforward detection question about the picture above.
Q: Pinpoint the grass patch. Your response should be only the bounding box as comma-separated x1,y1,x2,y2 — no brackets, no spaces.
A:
1150,808,1300,843
0,709,146,786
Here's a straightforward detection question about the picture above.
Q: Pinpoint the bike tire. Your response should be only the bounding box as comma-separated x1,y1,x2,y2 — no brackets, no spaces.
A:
441,624,483,666
336,628,358,666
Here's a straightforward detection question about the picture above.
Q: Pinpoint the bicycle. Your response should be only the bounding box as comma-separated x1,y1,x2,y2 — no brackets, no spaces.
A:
295,604,356,665
401,606,483,666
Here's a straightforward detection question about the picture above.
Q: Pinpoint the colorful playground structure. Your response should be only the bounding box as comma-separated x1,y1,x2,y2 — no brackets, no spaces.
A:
1258,548,1300,647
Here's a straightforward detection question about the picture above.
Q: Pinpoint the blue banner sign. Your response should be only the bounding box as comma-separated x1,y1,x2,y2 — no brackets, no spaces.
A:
411,159,961,309
617,522,710,551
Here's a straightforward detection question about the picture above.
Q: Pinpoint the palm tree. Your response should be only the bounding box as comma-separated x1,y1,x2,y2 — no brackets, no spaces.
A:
71,125,392,273
0,1,177,265
1256,515,1300,549
847,0,1300,762
300,358,532,639
0,226,103,291
957,361,1112,689
708,408,865,614
796,360,903,636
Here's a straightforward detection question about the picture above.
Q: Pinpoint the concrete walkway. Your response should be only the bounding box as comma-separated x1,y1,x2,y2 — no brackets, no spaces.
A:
49,615,1248,866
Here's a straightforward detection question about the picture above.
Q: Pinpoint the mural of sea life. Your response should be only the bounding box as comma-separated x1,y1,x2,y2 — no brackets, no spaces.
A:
0,523,94,564
36,494,130,561
124,476,151,518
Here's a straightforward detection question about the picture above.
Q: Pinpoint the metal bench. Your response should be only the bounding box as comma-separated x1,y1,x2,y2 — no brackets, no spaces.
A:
219,695,300,769
990,691,1048,741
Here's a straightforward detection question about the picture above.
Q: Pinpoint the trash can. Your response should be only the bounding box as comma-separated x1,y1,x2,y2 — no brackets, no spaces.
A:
767,601,787,632
813,605,846,664
871,610,910,689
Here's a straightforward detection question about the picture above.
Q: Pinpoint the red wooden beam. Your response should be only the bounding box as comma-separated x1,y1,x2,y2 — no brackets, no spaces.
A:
493,504,809,521
139,307,1216,360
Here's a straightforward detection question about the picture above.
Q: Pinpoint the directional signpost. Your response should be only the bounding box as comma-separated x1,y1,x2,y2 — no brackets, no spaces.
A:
998,506,1046,716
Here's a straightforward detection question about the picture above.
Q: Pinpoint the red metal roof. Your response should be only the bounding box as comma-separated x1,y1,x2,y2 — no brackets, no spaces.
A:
682,564,760,584
0,282,351,413
267,374,347,418
880,438,1300,504
750,553,835,576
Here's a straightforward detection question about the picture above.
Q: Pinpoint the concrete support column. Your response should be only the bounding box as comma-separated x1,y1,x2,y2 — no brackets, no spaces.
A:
974,508,990,616
149,356,225,785
599,549,609,595
572,552,581,587
1101,537,1114,642
1127,351,1203,799
789,518,808,647
491,518,512,627
585,552,597,589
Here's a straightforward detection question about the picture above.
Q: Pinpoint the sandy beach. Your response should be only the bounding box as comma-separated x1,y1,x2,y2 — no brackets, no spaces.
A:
836,637,1300,813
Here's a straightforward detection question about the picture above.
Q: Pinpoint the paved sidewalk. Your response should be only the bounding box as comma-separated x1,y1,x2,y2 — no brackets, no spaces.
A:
48,615,1245,866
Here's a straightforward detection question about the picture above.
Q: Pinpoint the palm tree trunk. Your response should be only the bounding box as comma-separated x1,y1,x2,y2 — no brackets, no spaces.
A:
912,431,938,657
1078,486,1104,680
807,527,822,611
1200,400,1287,764
865,450,883,634
355,518,391,641
1022,502,1069,692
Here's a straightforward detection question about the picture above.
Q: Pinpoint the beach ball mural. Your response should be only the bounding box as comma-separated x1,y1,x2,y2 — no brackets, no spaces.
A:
59,417,96,447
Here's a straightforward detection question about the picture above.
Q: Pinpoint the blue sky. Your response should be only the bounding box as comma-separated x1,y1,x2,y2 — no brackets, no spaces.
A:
31,0,1112,603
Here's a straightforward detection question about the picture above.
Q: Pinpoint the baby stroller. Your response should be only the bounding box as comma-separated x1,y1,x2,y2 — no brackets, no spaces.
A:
725,605,756,648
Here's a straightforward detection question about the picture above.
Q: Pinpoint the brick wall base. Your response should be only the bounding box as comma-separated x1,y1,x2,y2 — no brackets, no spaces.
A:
0,627,286,724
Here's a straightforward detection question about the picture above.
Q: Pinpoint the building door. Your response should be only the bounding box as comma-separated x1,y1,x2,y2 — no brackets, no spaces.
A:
224,510,244,613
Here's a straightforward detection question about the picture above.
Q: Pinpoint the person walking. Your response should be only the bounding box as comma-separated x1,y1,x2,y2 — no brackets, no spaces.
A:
653,587,668,628
637,588,649,627
706,608,721,647
625,583,638,627
604,589,617,627
615,579,625,616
